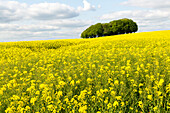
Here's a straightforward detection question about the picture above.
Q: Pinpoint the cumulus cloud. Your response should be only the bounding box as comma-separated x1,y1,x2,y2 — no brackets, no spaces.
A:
0,24,60,32
100,10,170,31
0,0,27,22
122,0,170,9
0,1,79,23
0,0,98,22
45,19,92,28
0,19,92,41
100,0,170,32
101,10,170,20
0,0,96,41
28,2,79,20
78,0,96,12
0,28,83,42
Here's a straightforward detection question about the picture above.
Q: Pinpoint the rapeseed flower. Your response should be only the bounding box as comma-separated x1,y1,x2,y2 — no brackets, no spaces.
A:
158,79,164,87
79,105,87,113
0,30,169,112
114,80,119,85
113,101,119,107
138,101,143,108
147,95,152,100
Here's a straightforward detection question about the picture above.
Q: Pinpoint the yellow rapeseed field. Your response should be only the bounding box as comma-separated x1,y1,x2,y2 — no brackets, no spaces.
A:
0,30,170,113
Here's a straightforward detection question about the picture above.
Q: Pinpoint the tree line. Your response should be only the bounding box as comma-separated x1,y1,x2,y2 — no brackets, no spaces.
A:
81,18,138,38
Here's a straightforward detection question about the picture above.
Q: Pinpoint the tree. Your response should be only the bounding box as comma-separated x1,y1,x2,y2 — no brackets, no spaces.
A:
102,23,112,36
121,18,138,33
81,23,104,38
81,18,138,38
93,23,104,37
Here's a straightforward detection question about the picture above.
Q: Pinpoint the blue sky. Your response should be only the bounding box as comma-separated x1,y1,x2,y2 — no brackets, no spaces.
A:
0,0,169,42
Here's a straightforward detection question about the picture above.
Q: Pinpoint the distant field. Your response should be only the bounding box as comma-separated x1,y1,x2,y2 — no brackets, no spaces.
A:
0,30,170,112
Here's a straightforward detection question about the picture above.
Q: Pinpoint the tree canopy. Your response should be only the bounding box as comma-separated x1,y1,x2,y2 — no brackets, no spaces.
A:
81,18,138,38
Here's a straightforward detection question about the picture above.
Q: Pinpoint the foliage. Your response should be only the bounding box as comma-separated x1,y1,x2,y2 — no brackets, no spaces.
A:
81,23,104,38
0,30,170,113
81,18,138,38
102,23,112,36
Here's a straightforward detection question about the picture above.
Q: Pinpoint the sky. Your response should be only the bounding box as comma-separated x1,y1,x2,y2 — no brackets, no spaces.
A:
0,0,170,42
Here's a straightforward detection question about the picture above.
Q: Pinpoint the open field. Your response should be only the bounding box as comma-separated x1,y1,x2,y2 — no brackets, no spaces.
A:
0,30,170,113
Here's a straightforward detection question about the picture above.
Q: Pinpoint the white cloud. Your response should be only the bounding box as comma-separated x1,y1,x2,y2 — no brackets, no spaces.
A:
78,0,96,12
0,24,60,32
0,28,83,42
101,10,170,20
100,0,170,32
0,19,92,41
28,2,79,20
45,19,92,28
122,0,170,9
0,0,27,22
0,1,79,23
0,0,95,41
100,10,170,31
0,0,98,23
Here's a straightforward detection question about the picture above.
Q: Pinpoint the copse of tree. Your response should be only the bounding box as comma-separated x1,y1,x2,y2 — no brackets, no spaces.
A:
81,18,138,38
103,23,112,36
81,23,104,38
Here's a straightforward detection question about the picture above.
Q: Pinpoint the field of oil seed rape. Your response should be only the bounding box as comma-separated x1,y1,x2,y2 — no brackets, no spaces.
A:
0,30,170,113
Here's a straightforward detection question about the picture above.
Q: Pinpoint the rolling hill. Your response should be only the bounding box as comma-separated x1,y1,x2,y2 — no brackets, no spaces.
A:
0,30,170,112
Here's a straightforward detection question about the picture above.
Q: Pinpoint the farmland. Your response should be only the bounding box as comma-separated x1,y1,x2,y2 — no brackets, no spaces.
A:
0,30,170,112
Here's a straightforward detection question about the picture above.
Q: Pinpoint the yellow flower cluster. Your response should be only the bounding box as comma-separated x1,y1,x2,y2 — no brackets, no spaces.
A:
0,30,170,112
